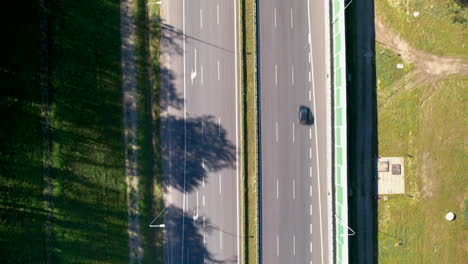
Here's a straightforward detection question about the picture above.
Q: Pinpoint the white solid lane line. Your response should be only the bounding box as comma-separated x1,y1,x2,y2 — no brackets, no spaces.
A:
310,127,312,139
310,147,312,159
307,0,325,261
309,90,312,101
310,223,313,234
234,0,240,260
203,195,205,206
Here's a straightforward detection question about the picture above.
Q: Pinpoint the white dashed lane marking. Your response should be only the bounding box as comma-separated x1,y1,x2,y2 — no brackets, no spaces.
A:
276,235,280,257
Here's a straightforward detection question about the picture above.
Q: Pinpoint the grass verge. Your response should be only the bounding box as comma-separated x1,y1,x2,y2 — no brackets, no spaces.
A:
2,1,132,262
375,0,468,60
377,76,467,263
375,43,414,95
134,0,164,262
240,0,258,263
376,2,468,262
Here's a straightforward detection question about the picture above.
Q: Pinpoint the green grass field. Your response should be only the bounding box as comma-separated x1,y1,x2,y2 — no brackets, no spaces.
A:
0,3,46,262
375,0,468,60
376,1,468,262
375,44,414,98
377,76,467,263
47,0,127,262
1,1,128,263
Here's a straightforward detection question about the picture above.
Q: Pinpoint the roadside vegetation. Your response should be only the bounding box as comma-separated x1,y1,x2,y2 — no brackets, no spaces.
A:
41,0,127,262
134,0,164,262
1,1,128,263
375,1,467,262
375,0,468,60
377,76,467,263
375,44,414,95
240,0,258,262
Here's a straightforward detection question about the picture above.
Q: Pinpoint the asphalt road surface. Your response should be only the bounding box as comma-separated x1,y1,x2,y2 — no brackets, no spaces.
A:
258,0,331,263
160,0,240,263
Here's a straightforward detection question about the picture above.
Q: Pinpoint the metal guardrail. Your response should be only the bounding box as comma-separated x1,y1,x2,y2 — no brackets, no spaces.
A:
331,0,349,263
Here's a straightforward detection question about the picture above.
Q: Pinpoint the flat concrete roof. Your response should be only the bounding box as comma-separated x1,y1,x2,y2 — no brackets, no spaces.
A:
378,157,405,194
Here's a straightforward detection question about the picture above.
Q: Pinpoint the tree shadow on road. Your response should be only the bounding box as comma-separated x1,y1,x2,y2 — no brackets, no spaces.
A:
160,19,235,54
160,114,236,193
164,205,235,263
158,46,236,194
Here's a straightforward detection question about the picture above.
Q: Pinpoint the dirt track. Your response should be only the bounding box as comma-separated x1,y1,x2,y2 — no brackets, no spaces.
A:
375,17,468,80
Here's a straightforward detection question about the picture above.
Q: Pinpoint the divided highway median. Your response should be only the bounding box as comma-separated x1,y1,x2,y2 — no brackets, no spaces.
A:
239,0,259,263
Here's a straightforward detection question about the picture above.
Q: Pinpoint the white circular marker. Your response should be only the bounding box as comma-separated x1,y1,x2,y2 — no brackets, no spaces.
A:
413,11,420,17
445,212,455,221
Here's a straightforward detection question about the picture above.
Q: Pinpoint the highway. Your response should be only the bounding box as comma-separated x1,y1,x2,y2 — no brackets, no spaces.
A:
159,0,240,263
258,0,331,263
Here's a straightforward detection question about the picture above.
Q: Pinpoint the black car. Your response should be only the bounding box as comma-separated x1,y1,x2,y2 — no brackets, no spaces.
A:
298,105,313,125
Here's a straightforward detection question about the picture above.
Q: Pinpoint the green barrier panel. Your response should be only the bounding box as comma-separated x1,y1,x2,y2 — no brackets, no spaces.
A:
331,0,348,263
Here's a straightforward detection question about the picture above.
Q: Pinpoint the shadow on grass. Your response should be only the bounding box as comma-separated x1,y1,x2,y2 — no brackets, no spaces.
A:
1,0,131,263
0,1,49,262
